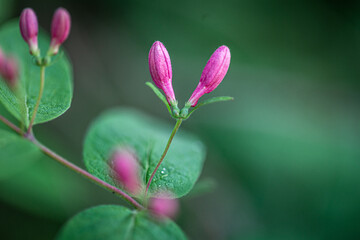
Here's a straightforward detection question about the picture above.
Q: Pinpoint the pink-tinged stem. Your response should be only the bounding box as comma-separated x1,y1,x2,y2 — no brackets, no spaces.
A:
1,114,144,209
30,137,144,210
145,119,182,197
0,115,22,135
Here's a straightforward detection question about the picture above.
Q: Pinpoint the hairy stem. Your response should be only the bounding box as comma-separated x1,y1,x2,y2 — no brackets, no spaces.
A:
145,119,182,197
28,66,45,134
31,136,145,210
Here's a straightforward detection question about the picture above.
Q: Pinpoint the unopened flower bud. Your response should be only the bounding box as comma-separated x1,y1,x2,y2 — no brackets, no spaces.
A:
19,8,39,56
148,193,179,219
111,148,141,195
149,41,177,106
48,8,71,56
0,57,19,88
187,45,230,107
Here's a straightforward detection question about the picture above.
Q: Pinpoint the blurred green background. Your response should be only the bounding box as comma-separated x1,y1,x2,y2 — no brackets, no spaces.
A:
1,0,360,239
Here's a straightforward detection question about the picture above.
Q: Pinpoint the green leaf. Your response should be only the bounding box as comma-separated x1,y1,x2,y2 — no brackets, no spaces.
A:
0,101,19,131
196,96,234,106
186,96,233,119
0,108,91,219
0,129,40,180
146,82,172,116
83,108,205,198
0,20,73,126
56,205,187,240
0,151,91,220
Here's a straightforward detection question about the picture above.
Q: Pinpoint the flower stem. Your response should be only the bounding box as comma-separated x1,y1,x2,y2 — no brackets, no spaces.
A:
145,119,182,197
27,66,45,134
30,136,144,210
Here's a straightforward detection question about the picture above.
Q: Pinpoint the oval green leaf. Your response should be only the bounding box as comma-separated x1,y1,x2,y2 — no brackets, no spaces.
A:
0,152,91,220
83,108,205,198
56,205,187,240
0,20,73,126
0,129,40,180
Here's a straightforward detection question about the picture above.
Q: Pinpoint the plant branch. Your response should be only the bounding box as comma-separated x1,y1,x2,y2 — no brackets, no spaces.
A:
1,113,144,210
0,115,22,134
28,66,45,134
145,119,182,197
29,136,144,210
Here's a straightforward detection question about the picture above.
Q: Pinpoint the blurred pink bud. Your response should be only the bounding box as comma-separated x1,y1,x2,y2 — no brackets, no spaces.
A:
188,45,231,107
111,148,141,195
19,8,39,56
148,193,179,219
149,41,177,106
0,57,19,88
49,7,71,55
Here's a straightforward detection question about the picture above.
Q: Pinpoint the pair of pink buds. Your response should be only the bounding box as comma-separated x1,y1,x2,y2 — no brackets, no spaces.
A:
111,147,178,219
0,47,18,88
19,7,71,56
148,41,231,116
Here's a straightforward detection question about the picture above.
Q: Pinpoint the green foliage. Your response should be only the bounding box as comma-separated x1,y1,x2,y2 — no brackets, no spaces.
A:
0,20,73,126
0,101,17,127
146,82,172,116
0,129,40,180
0,152,90,220
57,205,187,240
83,108,205,198
0,103,89,219
185,96,233,119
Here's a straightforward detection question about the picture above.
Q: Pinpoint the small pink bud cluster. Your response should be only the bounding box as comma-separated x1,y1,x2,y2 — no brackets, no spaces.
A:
149,41,177,106
0,47,19,88
19,7,71,57
187,46,231,107
148,193,179,219
148,42,230,117
111,147,141,195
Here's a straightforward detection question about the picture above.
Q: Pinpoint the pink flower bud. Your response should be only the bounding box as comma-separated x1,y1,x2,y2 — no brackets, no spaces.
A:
148,193,179,219
111,148,141,195
48,8,71,56
19,8,39,56
149,41,177,106
188,45,231,107
0,57,19,88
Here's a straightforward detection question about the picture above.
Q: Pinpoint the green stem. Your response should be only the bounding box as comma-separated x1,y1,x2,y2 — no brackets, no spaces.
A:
27,66,45,134
145,119,182,197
